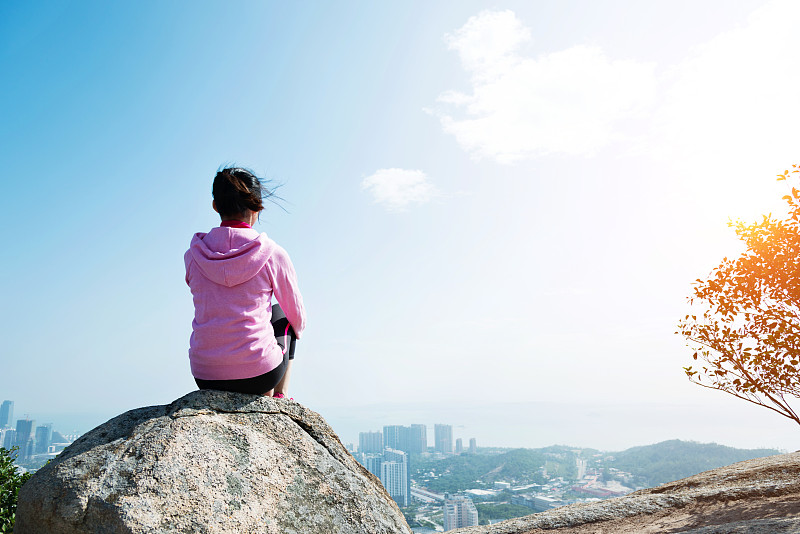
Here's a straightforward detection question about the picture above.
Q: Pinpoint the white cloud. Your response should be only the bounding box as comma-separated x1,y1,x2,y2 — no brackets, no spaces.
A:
443,9,531,82
654,0,800,153
435,10,657,163
361,168,438,212
436,2,800,180
649,0,800,211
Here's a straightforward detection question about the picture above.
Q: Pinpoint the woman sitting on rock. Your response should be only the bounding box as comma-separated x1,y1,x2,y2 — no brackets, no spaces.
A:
184,166,306,398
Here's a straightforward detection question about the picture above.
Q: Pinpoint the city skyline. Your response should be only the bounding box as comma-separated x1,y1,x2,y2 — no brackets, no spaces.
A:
0,398,79,470
357,423,476,454
3,393,795,454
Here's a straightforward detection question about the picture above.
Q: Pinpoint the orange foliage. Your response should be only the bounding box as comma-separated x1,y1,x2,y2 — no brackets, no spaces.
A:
678,165,800,424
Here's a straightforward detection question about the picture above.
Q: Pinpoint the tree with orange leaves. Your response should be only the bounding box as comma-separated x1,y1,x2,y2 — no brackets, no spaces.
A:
678,165,800,425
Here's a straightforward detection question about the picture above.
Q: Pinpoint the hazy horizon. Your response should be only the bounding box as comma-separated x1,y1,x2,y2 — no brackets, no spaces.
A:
10,394,795,453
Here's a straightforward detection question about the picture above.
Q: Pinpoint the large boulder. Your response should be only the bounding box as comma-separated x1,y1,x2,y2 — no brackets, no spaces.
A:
15,390,412,534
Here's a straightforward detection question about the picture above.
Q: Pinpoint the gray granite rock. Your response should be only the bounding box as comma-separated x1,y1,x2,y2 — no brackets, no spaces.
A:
15,390,412,534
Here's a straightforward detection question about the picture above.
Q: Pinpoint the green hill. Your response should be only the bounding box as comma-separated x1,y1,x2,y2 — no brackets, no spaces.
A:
413,445,577,492
608,439,778,486
412,440,780,493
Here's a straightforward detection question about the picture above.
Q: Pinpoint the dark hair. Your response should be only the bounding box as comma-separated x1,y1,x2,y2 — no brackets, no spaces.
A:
212,166,279,218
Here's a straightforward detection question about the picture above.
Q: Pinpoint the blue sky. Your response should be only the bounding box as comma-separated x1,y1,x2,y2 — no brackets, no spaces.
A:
3,0,800,450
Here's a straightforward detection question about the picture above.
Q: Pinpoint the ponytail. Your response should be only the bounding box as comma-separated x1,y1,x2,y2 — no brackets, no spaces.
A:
212,167,273,217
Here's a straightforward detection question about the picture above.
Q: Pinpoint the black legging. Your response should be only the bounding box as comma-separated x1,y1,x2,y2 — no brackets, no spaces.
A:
195,351,289,395
270,303,297,361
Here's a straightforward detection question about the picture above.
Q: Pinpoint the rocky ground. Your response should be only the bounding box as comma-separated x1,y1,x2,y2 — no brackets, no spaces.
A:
453,451,800,534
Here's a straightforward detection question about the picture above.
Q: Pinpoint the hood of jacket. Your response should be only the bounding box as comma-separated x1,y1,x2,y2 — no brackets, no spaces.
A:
187,227,277,287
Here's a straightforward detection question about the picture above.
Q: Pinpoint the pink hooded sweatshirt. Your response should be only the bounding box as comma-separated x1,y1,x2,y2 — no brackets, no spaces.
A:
184,226,306,380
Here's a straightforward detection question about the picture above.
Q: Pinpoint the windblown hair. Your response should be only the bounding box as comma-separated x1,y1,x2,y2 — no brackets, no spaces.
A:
212,167,279,218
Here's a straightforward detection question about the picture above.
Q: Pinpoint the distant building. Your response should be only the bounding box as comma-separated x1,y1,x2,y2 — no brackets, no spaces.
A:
359,431,383,454
434,424,453,455
383,425,403,451
3,429,15,449
443,493,478,530
408,424,427,453
381,448,409,507
14,419,34,461
576,458,587,480
362,453,383,478
34,424,53,455
469,437,477,454
514,494,563,511
530,495,561,512
455,438,463,454
513,494,558,511
511,494,534,508
383,424,427,454
0,401,12,428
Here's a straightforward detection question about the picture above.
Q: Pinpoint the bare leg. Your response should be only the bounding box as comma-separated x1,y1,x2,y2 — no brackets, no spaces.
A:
263,389,274,397
273,360,293,397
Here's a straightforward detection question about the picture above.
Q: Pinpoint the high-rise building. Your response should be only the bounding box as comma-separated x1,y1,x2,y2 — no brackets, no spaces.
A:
0,401,12,428
3,429,15,449
455,438,463,454
381,448,409,507
34,424,53,454
408,424,427,453
383,424,427,454
362,454,383,478
383,425,403,451
434,424,453,454
14,419,34,461
359,431,383,454
469,438,477,454
443,494,479,530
